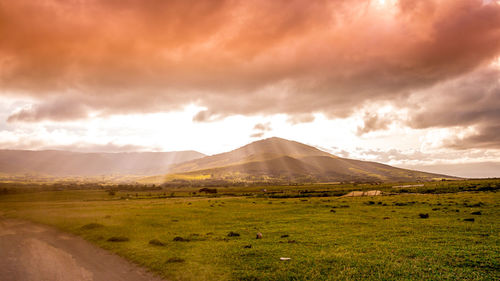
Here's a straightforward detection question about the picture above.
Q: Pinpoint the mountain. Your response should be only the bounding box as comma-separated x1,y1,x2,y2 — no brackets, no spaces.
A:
0,150,205,176
170,137,332,173
159,137,453,183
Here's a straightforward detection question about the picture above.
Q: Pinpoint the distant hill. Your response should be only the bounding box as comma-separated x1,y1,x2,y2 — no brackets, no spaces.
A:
153,137,454,183
0,150,205,176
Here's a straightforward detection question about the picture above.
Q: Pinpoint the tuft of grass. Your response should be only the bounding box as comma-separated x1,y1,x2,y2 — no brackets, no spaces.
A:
166,257,185,263
149,239,165,246
80,223,104,230
107,236,129,242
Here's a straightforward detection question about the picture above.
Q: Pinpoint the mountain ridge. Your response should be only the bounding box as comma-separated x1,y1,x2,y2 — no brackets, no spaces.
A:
156,137,454,183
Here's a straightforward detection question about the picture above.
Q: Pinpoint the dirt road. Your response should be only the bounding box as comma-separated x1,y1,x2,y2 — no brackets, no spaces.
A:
0,218,165,281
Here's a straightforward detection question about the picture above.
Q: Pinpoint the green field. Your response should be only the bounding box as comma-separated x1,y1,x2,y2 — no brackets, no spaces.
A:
1,180,499,280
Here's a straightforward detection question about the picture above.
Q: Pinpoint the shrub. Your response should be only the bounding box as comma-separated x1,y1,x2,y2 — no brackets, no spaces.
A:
227,231,240,237
419,213,429,219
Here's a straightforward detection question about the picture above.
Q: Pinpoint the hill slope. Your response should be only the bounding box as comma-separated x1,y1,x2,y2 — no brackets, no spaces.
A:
160,137,453,183
0,150,205,176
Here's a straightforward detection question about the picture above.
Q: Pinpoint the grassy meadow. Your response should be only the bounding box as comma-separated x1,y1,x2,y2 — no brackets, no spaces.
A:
0,180,499,280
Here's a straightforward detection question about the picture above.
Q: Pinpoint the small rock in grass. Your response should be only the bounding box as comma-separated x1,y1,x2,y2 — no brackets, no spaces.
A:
419,213,429,219
107,236,129,242
173,236,189,242
280,257,291,261
256,232,263,239
149,239,165,246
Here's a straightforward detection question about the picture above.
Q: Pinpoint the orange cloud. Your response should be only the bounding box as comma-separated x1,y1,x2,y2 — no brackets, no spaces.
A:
0,0,499,126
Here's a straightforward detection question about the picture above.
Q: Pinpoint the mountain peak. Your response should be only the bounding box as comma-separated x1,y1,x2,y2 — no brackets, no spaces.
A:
238,137,332,157
169,137,334,173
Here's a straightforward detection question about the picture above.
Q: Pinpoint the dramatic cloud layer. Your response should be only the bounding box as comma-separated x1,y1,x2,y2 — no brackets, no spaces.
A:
409,66,500,149
1,0,499,160
1,0,499,123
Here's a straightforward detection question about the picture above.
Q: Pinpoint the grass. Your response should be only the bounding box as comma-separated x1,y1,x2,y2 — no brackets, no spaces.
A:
0,181,499,280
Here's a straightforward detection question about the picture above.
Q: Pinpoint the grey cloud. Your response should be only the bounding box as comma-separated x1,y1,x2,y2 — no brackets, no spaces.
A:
249,132,265,138
253,122,272,131
287,114,315,125
7,98,89,123
356,113,394,135
444,125,500,149
354,147,500,167
250,122,272,138
405,66,500,149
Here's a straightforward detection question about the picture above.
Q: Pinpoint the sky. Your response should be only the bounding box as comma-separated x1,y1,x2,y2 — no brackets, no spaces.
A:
0,0,499,178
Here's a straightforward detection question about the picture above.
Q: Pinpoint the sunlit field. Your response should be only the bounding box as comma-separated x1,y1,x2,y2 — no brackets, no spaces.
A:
1,180,498,281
